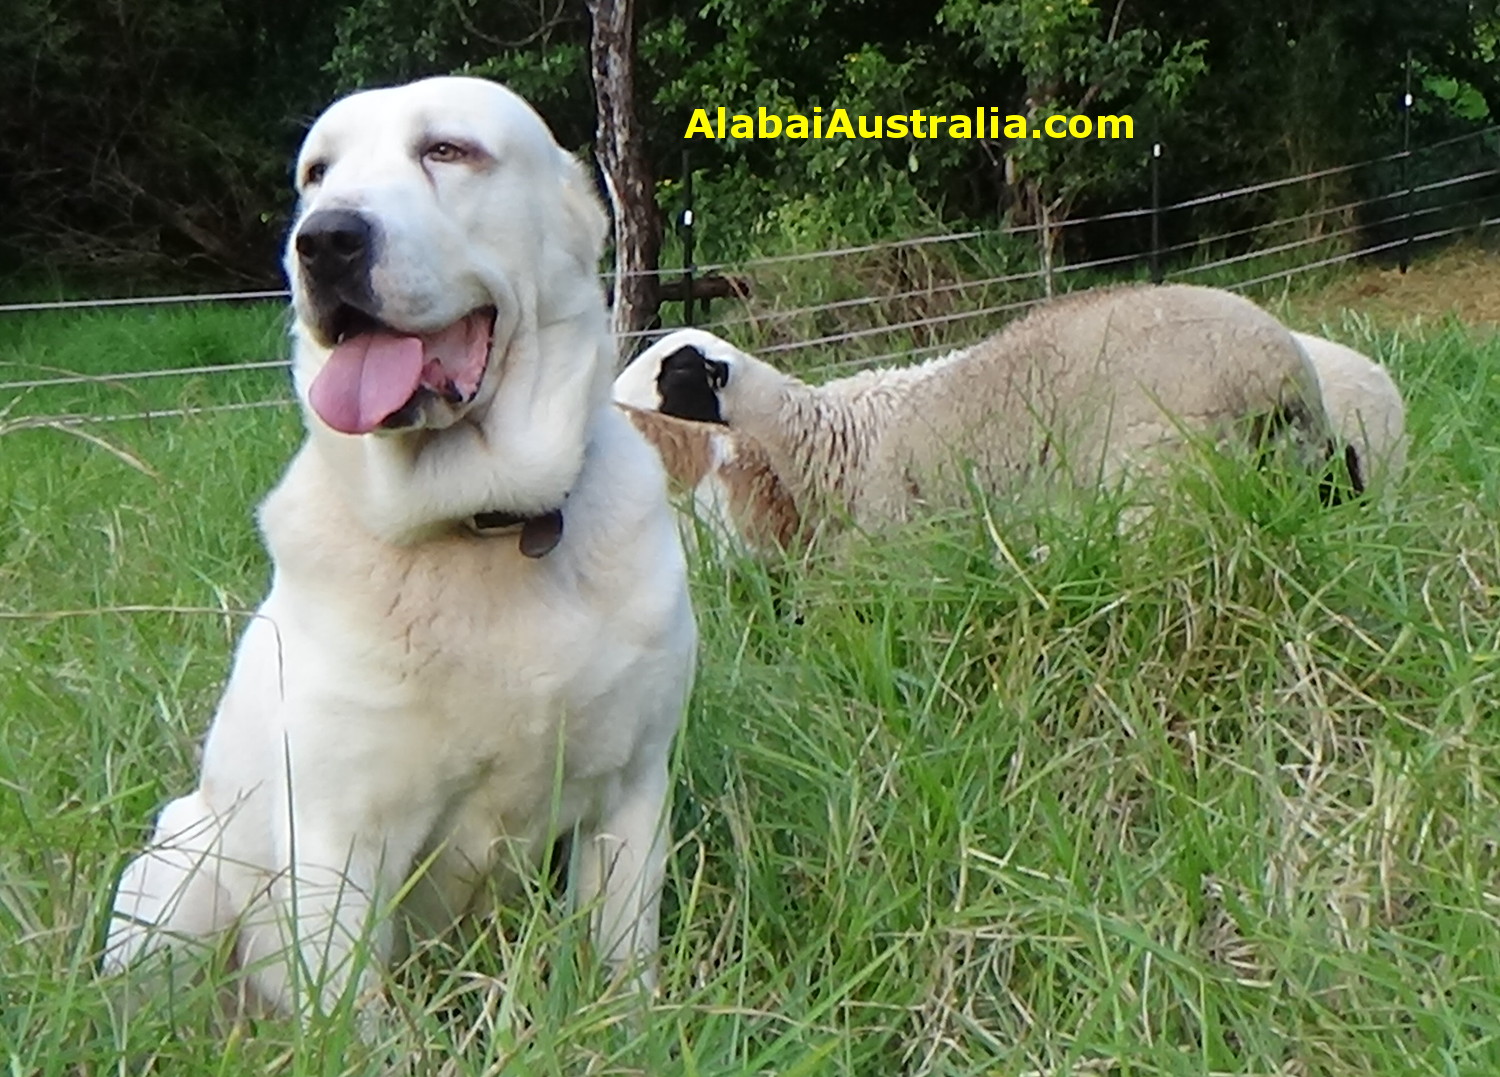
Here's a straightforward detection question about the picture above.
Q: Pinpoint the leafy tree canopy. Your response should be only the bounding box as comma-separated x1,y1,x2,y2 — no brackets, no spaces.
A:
1,0,1496,287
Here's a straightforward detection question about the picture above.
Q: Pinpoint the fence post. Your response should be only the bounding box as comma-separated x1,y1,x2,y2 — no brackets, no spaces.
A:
680,149,697,325
1400,51,1414,274
1150,139,1163,284
1038,197,1054,298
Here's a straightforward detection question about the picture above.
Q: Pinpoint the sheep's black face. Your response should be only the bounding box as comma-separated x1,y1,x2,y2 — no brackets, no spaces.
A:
657,345,728,424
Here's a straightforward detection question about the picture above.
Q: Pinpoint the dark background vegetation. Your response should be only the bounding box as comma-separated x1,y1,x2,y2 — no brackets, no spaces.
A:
3,0,1499,291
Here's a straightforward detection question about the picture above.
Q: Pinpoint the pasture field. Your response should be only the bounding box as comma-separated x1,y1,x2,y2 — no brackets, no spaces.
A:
3,257,1500,1075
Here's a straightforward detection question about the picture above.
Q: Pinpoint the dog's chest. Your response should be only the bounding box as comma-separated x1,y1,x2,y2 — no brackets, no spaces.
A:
251,447,682,839
316,538,607,692
240,553,637,884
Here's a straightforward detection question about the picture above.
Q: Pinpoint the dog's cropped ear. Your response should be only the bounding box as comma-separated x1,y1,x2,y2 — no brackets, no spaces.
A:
557,150,609,269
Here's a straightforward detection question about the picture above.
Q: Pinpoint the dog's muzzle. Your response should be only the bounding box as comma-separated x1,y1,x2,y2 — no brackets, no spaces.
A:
295,208,375,294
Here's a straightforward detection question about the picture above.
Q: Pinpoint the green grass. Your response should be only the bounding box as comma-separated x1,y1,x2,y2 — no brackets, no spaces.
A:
0,302,291,422
4,289,1500,1075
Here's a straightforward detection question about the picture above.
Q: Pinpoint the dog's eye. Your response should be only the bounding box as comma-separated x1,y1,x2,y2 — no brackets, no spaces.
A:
423,141,468,164
302,161,328,187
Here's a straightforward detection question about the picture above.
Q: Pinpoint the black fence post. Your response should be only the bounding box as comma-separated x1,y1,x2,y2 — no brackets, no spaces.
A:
680,149,697,325
1400,50,1414,274
1150,138,1163,284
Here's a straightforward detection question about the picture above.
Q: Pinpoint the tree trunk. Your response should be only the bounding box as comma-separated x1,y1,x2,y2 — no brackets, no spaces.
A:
586,0,662,368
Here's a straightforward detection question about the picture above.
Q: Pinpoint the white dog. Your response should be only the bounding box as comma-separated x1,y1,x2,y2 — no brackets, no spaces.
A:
104,77,698,1019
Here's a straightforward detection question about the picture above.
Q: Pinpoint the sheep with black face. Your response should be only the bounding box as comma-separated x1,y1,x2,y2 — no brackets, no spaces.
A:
616,286,1353,535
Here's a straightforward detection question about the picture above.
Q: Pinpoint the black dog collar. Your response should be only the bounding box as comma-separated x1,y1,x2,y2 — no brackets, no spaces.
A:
469,507,565,558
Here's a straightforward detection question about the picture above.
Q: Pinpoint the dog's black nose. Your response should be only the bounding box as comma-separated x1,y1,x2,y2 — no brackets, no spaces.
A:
295,209,374,287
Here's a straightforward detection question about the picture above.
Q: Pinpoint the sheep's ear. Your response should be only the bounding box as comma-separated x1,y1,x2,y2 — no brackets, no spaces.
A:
706,358,730,388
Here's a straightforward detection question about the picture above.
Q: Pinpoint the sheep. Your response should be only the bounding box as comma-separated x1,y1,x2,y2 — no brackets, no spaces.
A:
1291,331,1407,492
614,285,1340,533
617,403,802,557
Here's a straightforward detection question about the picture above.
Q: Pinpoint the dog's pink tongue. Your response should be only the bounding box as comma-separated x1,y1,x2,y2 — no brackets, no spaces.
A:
308,333,425,435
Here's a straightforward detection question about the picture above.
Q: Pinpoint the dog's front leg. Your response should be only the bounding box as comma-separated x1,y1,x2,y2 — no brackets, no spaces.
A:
104,791,235,973
571,759,670,994
238,830,409,1021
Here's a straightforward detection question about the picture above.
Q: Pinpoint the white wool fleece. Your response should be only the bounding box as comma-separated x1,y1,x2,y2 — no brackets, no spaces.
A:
1291,331,1407,489
624,285,1334,530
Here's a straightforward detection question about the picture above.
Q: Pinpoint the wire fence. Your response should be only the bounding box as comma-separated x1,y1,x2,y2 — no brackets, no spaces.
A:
1,398,295,431
8,124,1495,319
4,123,1497,424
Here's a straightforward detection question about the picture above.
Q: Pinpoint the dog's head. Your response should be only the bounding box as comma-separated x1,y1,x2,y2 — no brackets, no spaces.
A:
613,329,744,424
286,77,607,437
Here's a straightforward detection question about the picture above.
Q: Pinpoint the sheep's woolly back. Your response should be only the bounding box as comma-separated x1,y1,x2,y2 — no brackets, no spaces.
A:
1291,331,1408,487
617,404,802,556
682,284,1329,528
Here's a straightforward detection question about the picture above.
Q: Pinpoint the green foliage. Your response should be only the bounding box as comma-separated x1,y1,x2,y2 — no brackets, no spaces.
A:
325,0,594,145
1420,68,1492,123
939,0,1206,108
2,0,1499,291
644,2,981,265
939,0,1207,222
0,0,345,285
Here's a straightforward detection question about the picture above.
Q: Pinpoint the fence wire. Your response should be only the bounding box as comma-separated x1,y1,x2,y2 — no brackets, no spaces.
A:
4,398,296,430
7,181,1496,397
6,124,1495,318
0,358,289,393
5,133,1499,424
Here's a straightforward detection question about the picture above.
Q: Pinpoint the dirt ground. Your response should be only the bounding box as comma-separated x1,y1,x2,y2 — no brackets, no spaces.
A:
1290,241,1500,331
